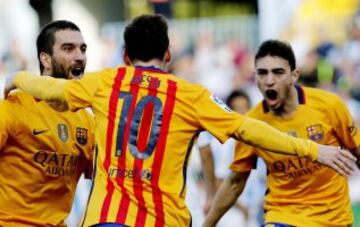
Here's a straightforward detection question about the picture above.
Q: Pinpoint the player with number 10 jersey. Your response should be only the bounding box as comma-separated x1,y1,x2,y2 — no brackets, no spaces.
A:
63,65,246,226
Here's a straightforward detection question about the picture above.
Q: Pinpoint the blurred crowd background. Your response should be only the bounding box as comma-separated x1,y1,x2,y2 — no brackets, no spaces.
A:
1,0,360,226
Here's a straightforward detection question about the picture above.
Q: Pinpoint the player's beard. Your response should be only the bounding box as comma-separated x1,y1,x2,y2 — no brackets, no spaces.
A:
51,60,69,79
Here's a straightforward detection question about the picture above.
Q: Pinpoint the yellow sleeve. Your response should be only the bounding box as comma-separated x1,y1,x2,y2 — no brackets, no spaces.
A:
14,71,100,111
14,71,68,101
194,90,245,143
234,117,318,161
329,95,360,149
230,141,258,173
64,72,100,111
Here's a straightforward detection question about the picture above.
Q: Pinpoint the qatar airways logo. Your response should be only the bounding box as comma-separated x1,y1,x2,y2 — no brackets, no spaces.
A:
34,151,80,177
272,156,325,179
108,167,152,180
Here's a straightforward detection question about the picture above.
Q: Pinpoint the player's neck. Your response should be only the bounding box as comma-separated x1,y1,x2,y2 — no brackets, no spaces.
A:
132,59,167,71
272,86,299,118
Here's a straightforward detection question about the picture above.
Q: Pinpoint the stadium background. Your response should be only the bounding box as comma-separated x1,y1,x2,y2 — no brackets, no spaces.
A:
0,0,359,226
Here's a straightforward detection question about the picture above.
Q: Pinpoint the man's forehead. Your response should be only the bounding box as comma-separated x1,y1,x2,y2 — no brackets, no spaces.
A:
255,56,290,69
54,29,85,45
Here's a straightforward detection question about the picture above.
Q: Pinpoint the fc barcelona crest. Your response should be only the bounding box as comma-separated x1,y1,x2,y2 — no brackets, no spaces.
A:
58,124,68,142
306,124,324,141
76,127,88,145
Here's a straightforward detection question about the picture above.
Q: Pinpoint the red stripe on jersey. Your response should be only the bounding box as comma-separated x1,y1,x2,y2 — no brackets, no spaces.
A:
151,80,177,227
100,67,126,222
133,77,160,227
137,77,160,152
137,103,154,152
115,68,143,223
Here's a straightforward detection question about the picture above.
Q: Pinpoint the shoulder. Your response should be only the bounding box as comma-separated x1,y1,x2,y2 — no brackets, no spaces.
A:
303,86,343,107
164,74,208,101
80,67,118,82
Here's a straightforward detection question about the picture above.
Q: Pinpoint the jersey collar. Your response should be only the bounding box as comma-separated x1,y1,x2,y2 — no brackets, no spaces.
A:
134,65,168,74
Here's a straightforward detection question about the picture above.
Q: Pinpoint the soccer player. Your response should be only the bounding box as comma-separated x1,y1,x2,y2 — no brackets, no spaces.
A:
6,15,356,227
0,20,94,226
203,40,360,227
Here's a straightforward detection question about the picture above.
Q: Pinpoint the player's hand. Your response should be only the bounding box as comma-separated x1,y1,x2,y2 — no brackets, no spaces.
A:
317,144,357,177
4,73,17,98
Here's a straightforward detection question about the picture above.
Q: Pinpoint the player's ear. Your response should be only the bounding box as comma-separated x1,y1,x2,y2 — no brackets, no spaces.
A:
291,68,301,84
39,52,51,72
123,49,132,65
164,48,171,63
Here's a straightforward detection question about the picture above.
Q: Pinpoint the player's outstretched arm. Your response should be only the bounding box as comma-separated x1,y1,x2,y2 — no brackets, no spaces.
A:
202,171,250,227
5,71,67,101
234,117,357,177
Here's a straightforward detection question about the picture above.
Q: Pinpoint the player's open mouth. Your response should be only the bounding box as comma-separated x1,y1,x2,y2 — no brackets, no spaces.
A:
71,66,84,77
265,89,277,100
265,89,278,107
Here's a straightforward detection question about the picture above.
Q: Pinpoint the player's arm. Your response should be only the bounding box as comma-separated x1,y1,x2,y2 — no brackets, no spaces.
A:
202,171,250,227
233,117,357,176
7,71,100,111
12,71,68,101
199,143,216,214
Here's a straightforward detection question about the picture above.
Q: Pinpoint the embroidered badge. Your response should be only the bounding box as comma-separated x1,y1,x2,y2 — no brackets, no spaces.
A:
306,124,324,141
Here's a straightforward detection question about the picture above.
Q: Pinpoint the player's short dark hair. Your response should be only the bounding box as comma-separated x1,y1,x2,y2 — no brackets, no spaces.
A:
255,40,296,71
37,20,81,73
226,90,251,109
124,14,169,62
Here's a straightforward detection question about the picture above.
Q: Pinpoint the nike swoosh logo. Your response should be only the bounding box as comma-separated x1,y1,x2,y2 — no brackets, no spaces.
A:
33,129,48,135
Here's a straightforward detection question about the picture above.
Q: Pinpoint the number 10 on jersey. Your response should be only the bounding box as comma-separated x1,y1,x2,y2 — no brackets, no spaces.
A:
115,92,163,160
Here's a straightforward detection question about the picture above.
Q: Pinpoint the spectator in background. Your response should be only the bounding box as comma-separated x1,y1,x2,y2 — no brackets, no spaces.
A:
299,43,343,91
341,11,360,102
232,47,263,105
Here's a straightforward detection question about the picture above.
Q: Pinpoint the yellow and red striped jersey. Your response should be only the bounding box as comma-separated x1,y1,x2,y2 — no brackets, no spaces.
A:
61,65,245,227
0,91,94,227
231,86,360,227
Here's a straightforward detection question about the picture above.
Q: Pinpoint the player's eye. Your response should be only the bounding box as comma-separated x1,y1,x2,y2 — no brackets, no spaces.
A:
81,46,87,53
256,69,267,76
63,45,73,52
